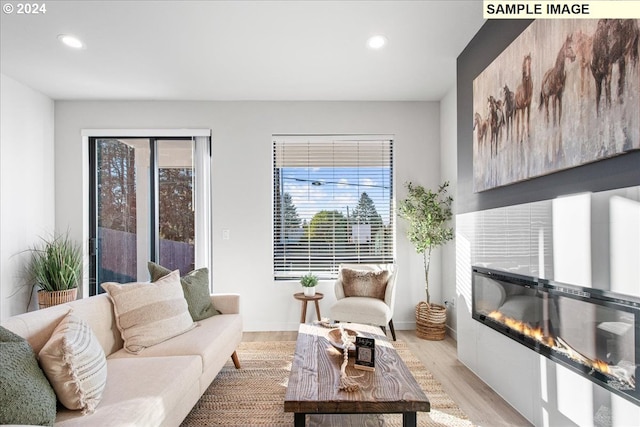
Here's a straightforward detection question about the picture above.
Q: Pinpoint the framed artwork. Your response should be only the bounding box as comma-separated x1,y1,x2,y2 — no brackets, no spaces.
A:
473,19,640,192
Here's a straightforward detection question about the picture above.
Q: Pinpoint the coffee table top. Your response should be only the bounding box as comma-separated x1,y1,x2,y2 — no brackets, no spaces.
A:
284,323,430,415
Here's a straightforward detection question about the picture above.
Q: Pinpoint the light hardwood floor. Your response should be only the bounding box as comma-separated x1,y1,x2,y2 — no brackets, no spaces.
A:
242,329,532,427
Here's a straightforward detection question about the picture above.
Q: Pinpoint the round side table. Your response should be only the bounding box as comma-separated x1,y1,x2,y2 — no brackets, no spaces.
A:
293,292,324,323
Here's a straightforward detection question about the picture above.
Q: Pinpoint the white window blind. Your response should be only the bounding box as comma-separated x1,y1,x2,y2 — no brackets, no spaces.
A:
273,135,394,280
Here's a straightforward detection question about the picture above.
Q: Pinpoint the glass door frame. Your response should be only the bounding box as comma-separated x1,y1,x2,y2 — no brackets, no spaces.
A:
84,129,211,297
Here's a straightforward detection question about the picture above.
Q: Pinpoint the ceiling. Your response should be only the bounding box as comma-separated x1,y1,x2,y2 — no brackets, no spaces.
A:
0,1,485,101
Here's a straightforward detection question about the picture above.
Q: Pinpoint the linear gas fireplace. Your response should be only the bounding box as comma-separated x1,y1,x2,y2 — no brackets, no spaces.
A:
472,266,640,405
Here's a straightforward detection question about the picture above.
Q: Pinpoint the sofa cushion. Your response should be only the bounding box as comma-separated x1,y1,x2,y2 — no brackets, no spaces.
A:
55,355,201,427
109,313,242,387
148,262,220,321
0,326,57,426
39,312,107,414
341,268,390,300
102,270,196,354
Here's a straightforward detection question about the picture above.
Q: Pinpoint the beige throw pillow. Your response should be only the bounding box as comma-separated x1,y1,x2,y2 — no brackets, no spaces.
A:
39,311,107,414
101,270,196,354
341,268,390,300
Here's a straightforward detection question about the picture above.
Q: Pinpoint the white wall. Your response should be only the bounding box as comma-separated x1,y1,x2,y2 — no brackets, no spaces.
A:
0,74,55,320
456,186,640,426
53,100,441,331
439,85,458,339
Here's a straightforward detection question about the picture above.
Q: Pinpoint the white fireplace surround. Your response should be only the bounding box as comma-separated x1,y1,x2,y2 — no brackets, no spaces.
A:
456,185,640,426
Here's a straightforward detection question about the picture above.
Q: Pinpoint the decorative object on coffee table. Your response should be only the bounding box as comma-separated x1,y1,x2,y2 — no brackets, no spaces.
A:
327,327,357,354
398,182,454,340
337,327,360,392
26,231,82,309
354,336,376,372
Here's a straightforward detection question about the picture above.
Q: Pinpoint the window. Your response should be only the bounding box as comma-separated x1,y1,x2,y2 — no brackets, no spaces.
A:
88,134,211,294
273,135,394,280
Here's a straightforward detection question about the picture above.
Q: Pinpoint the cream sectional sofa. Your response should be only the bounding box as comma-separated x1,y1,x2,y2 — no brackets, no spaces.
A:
1,292,242,426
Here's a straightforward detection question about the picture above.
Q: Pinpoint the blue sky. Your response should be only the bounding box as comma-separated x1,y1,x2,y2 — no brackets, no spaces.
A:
281,166,392,224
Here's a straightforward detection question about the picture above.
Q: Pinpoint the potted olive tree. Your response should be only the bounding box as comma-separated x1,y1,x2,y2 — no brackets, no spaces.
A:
300,272,318,297
28,231,82,309
398,181,454,340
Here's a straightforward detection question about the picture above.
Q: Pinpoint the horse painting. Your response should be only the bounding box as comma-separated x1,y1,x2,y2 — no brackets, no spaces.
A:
539,35,576,125
591,19,640,113
472,19,639,193
514,54,533,143
488,96,503,156
572,30,593,95
503,84,515,141
473,112,489,151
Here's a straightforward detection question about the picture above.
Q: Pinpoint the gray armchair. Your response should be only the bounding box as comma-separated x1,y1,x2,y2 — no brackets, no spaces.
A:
329,263,397,341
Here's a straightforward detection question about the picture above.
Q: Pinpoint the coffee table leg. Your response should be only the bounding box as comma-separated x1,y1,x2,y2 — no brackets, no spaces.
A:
294,412,306,427
402,412,417,427
300,301,307,323
314,300,321,321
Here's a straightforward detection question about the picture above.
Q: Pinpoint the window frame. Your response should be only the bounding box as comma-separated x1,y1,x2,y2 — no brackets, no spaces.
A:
272,134,395,280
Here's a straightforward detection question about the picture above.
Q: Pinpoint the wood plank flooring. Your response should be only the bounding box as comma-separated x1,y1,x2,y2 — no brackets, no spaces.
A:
242,329,533,427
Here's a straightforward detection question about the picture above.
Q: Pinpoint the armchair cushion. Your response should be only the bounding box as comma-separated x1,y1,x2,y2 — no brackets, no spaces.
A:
341,268,390,300
331,297,392,326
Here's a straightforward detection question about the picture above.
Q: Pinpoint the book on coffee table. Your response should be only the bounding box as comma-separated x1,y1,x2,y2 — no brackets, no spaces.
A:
354,336,375,371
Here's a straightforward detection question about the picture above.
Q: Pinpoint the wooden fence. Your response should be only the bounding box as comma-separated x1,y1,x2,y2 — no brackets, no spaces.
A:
98,227,195,282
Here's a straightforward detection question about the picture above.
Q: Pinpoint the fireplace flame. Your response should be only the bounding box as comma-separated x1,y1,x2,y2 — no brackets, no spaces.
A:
486,310,620,378
592,359,610,374
488,311,556,347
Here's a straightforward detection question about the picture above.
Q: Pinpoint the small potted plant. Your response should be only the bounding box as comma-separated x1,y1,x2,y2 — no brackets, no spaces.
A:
398,181,454,340
28,231,82,309
300,272,319,297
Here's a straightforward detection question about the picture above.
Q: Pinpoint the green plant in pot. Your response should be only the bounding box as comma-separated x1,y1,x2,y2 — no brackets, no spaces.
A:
28,231,82,309
398,181,454,340
300,272,319,297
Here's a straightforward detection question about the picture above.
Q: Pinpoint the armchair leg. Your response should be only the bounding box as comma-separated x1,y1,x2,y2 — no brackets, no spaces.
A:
388,319,397,341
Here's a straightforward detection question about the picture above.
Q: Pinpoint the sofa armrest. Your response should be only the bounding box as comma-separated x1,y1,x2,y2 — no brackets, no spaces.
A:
210,293,240,314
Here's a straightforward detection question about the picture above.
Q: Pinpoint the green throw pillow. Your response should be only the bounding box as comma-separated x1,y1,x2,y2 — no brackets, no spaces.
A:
148,262,220,321
0,326,57,426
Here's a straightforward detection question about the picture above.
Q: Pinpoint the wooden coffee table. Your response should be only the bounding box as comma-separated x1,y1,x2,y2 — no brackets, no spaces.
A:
284,323,430,426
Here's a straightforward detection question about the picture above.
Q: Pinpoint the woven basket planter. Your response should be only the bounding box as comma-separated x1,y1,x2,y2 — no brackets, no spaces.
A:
415,301,446,340
38,288,77,309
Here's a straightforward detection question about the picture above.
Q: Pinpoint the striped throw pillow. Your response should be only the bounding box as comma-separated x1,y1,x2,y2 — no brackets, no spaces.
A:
39,312,107,414
101,269,196,354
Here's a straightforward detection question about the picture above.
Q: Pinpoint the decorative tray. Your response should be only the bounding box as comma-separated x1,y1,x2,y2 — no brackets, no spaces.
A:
327,328,358,353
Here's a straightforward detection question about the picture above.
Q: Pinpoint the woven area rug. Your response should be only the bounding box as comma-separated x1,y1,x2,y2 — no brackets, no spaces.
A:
181,341,474,427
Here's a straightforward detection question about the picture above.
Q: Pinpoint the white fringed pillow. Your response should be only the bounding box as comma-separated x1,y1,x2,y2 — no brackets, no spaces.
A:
101,269,196,354
39,311,107,414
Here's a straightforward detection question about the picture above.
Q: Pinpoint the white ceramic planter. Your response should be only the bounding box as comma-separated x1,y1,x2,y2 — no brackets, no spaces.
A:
303,286,316,297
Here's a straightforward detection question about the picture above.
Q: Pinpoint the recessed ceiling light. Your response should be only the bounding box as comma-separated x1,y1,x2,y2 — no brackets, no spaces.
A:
367,35,387,50
58,34,84,49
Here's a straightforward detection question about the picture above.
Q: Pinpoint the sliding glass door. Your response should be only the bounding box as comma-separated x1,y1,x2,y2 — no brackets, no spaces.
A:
89,136,209,295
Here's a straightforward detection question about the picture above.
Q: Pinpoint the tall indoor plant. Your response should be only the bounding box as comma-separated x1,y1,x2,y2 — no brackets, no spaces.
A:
28,231,82,308
398,181,454,339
